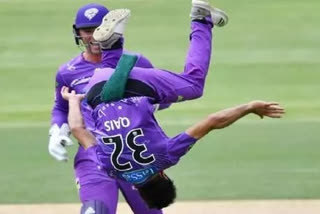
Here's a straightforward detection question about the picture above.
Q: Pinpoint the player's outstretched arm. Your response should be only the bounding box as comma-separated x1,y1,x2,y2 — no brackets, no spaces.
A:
61,86,96,149
186,101,285,139
49,72,74,162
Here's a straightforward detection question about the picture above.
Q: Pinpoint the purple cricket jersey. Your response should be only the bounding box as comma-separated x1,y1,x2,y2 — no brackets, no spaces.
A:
51,48,153,167
82,20,214,184
51,19,213,212
51,48,152,126
87,96,197,184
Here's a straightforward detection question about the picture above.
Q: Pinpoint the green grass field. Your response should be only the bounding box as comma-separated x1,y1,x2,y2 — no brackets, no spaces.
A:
0,0,319,204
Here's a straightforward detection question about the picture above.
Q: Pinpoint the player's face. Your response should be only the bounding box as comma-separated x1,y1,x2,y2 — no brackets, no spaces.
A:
79,28,101,55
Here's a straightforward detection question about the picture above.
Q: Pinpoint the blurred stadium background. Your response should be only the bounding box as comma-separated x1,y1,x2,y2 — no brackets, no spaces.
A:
0,0,319,208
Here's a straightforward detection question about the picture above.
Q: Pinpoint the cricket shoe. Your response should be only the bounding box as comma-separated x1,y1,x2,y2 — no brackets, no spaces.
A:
93,9,131,49
191,0,228,27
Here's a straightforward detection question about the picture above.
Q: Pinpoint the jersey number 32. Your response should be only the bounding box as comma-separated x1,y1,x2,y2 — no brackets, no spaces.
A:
102,128,155,171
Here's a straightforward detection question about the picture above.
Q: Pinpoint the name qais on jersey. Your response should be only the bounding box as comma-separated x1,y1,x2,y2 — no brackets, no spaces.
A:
95,97,148,133
95,103,131,132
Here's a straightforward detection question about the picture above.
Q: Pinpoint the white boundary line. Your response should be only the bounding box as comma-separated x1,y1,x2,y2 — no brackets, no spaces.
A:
1,200,320,214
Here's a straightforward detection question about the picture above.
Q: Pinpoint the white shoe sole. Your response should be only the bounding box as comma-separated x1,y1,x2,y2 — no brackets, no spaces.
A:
211,7,228,27
93,9,131,42
192,0,211,11
192,0,228,27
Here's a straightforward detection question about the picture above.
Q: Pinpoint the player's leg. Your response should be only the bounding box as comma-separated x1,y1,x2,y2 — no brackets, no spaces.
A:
180,0,228,88
75,147,119,214
88,4,228,104
81,200,110,214
123,1,229,104
75,115,162,214
99,42,123,68
79,181,118,214
191,0,228,27
117,180,163,214
93,9,130,68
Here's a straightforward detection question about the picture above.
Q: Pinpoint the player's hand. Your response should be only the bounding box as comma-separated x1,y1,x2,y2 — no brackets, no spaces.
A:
48,124,74,162
248,101,285,119
61,86,85,102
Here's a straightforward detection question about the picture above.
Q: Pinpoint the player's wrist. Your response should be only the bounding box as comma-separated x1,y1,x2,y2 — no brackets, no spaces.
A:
245,102,255,114
69,98,81,105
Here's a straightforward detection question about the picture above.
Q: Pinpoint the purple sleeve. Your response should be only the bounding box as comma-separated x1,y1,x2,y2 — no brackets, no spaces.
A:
81,101,95,131
167,132,197,164
51,71,69,126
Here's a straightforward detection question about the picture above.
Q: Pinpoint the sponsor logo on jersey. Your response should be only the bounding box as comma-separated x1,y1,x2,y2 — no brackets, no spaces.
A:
70,76,91,87
84,8,99,20
119,167,158,184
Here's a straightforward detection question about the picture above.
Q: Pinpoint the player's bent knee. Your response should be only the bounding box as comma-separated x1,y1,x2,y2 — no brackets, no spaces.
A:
190,83,204,99
81,200,110,214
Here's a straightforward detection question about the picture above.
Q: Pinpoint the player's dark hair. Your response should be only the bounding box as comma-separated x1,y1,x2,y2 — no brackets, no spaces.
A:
137,173,176,209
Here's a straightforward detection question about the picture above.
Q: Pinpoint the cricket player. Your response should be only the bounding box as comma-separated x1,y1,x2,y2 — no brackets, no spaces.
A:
62,89,284,209
60,0,236,210
49,3,164,214
59,6,284,208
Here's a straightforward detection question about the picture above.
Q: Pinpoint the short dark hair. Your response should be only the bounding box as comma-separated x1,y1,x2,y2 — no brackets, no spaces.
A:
137,173,176,209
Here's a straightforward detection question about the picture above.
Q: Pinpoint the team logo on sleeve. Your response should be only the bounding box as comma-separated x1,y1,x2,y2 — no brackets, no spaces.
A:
84,8,99,20
67,63,76,71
